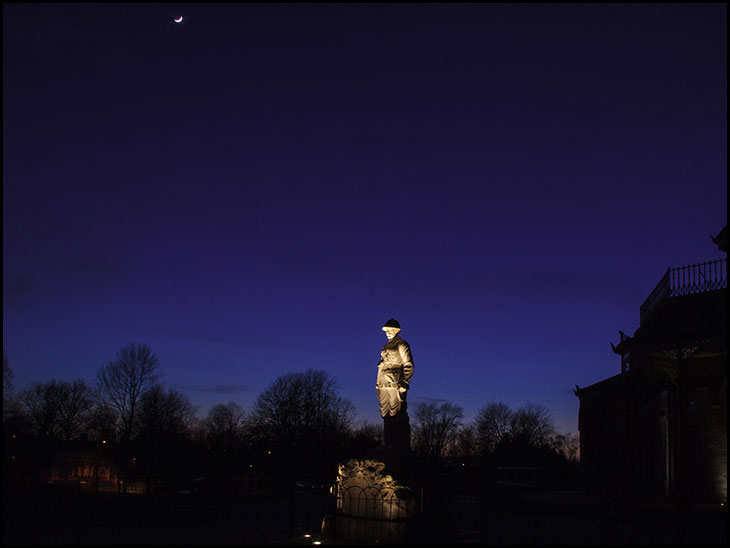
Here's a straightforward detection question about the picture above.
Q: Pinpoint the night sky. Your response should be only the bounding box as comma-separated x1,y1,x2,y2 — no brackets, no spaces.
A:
3,3,726,435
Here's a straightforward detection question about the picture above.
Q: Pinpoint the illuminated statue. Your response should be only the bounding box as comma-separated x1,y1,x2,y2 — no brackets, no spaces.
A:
376,318,414,454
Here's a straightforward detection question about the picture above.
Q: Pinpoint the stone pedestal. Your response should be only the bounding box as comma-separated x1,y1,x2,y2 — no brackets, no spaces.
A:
335,458,417,543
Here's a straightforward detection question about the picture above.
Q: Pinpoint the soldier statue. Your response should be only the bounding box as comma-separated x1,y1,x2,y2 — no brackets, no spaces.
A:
375,318,414,455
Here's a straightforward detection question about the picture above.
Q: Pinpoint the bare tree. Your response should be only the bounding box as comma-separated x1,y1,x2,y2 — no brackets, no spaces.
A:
510,401,556,447
3,349,13,398
19,380,66,438
351,420,383,445
56,380,95,441
96,343,161,442
19,379,96,440
474,401,513,455
344,419,383,457
135,384,196,441
85,399,118,442
451,423,478,459
251,369,355,477
3,349,21,425
133,384,196,493
203,401,248,452
412,401,464,460
251,369,354,445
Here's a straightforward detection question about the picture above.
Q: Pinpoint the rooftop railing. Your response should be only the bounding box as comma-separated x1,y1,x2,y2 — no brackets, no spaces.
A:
639,258,727,325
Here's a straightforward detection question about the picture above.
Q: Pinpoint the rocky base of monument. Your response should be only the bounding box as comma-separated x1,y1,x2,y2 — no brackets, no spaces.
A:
334,458,418,543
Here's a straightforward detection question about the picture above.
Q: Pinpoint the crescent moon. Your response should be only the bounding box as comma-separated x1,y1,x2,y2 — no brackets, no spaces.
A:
174,16,183,23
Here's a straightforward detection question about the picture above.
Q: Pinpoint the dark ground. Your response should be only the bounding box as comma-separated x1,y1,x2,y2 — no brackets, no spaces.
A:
3,484,726,545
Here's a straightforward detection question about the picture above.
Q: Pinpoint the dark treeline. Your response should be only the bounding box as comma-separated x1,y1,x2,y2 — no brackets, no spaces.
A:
3,344,578,495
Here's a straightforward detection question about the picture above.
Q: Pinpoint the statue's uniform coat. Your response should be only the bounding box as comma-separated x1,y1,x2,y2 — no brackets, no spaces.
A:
376,335,414,418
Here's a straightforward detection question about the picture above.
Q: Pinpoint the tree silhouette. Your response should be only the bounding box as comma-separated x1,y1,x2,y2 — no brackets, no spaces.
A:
135,384,196,442
134,384,197,492
85,399,118,442
198,402,251,492
55,380,95,441
3,349,13,398
412,401,464,460
203,401,248,453
3,349,22,426
345,420,383,457
251,368,354,481
509,401,556,447
474,401,513,454
18,380,75,439
472,400,568,467
96,343,161,442
452,423,478,459
18,379,96,440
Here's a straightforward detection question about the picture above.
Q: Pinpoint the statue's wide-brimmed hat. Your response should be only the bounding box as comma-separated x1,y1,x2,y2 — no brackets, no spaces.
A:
382,318,401,330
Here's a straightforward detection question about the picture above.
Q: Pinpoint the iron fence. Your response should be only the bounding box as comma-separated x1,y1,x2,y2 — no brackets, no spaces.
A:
332,482,419,543
296,483,488,544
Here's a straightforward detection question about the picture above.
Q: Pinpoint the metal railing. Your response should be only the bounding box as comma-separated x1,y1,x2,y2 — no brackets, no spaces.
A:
331,483,485,544
639,258,727,325
333,483,418,543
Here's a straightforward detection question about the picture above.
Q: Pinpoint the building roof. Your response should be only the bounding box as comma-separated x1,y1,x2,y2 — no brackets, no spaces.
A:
711,225,727,253
574,373,623,398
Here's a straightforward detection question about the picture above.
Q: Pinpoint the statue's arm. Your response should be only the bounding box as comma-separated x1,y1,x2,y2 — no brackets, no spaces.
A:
399,343,414,385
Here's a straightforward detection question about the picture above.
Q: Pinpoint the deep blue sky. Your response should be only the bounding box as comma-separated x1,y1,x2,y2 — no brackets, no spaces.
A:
3,3,726,435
